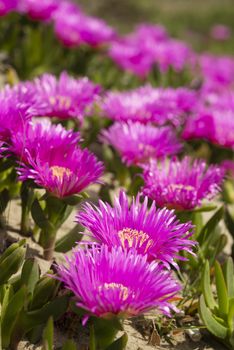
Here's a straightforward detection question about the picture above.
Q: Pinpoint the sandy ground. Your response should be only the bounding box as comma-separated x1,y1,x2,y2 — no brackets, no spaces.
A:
1,198,231,350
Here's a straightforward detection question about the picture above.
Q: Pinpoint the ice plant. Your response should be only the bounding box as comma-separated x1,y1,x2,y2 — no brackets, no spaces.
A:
10,119,80,162
18,140,103,259
57,245,181,320
142,157,224,210
20,0,61,21
101,86,197,126
0,0,18,16
199,54,234,92
101,122,182,166
53,2,82,47
54,4,115,47
31,72,100,123
70,14,115,47
77,191,195,267
0,96,31,142
108,40,155,77
108,24,194,77
221,160,234,177
182,109,234,150
18,143,104,198
210,24,231,41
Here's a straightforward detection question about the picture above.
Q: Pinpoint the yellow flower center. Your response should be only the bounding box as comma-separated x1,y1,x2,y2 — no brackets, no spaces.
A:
49,95,71,109
118,227,154,253
168,184,195,191
99,283,129,301
50,166,72,181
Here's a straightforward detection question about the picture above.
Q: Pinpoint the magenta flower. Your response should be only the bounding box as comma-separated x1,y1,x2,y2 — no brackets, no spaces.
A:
199,54,234,91
77,191,195,267
0,0,18,16
10,119,80,162
54,4,115,47
210,25,231,41
18,144,104,198
0,96,31,142
20,0,60,21
142,157,224,210
108,40,155,77
109,24,194,77
57,245,181,319
53,2,82,47
101,122,182,166
101,86,197,126
73,14,116,47
152,39,195,73
32,72,100,122
130,24,169,43
1,81,46,116
221,160,234,177
182,109,234,150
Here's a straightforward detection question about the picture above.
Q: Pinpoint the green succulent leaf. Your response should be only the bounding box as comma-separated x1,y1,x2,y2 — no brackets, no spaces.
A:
1,286,27,348
105,333,128,350
23,295,69,333
30,275,58,311
199,295,228,339
224,206,234,238
62,340,77,350
31,198,52,230
215,261,229,317
228,297,234,331
224,257,234,298
201,260,217,310
0,241,26,285
20,258,40,295
42,317,54,350
198,206,224,245
1,284,14,321
55,224,84,253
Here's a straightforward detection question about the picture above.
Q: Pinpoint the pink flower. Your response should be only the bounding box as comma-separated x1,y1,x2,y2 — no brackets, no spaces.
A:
57,245,181,319
54,4,115,47
210,25,231,41
10,119,80,162
101,122,182,166
0,0,18,16
31,72,100,122
183,108,234,150
77,191,195,267
142,157,224,210
18,143,104,198
101,85,197,126
20,0,61,21
200,54,234,91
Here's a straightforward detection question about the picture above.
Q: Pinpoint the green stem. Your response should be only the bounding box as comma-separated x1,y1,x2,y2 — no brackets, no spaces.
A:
42,229,57,261
20,185,34,236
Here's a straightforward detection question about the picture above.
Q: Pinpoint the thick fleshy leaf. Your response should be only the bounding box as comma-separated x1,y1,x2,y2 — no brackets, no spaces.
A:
105,333,128,350
201,260,217,310
62,340,77,350
42,317,54,350
198,206,224,245
31,198,52,230
224,257,234,298
215,261,229,318
55,224,84,253
20,259,40,295
1,286,27,348
199,295,228,339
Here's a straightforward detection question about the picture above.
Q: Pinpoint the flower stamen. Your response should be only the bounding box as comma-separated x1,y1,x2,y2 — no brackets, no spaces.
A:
118,227,153,253
99,283,129,301
50,165,72,181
